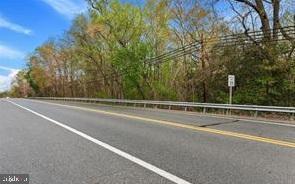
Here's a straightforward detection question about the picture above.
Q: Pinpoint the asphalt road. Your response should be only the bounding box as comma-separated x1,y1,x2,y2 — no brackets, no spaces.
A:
0,99,294,184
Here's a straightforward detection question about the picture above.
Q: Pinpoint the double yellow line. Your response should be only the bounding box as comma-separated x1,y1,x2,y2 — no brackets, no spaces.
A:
30,100,295,148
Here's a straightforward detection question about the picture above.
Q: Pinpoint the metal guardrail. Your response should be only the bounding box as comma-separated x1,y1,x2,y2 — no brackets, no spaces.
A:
29,97,295,120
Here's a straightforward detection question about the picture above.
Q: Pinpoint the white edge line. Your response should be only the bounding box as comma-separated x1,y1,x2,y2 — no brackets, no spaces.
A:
235,118,295,128
7,100,191,184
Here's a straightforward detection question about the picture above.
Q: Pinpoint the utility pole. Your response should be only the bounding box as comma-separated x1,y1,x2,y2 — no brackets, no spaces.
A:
200,33,207,103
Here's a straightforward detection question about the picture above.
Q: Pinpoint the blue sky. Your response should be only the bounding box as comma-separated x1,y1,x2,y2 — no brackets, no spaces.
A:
0,0,148,92
0,0,88,91
0,0,229,92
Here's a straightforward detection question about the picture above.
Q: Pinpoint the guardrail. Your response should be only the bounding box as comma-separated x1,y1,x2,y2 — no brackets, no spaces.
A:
29,97,295,120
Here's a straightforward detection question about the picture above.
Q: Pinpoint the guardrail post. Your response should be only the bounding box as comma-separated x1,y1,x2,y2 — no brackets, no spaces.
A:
185,107,187,111
254,110,258,118
291,113,294,121
203,107,206,113
226,109,231,116
144,103,146,108
169,105,171,110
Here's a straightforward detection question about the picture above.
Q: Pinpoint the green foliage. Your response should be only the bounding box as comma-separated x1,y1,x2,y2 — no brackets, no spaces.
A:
10,0,295,106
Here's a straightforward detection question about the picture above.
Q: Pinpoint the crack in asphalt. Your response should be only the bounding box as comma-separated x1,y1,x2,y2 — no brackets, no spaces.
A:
199,120,240,127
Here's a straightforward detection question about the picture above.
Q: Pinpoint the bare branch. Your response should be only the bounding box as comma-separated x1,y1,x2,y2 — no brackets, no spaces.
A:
234,0,260,13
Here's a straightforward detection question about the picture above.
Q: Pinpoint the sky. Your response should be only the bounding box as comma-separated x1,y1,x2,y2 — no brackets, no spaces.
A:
0,0,149,92
0,0,88,92
0,0,229,92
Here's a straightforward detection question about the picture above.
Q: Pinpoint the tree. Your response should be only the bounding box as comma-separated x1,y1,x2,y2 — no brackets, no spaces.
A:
9,0,294,106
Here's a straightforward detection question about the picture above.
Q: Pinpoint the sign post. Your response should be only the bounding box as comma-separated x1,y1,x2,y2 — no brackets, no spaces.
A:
228,75,235,104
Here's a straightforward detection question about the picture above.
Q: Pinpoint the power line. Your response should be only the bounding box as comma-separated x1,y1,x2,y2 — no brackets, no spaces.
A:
146,26,295,65
93,26,295,83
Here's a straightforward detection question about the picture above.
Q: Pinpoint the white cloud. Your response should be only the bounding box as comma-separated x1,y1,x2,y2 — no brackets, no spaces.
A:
0,65,18,71
0,44,25,60
41,0,87,18
0,16,32,35
0,66,20,92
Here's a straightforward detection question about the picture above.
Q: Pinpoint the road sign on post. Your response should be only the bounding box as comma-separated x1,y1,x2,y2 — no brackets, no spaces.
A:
228,75,235,87
228,75,235,105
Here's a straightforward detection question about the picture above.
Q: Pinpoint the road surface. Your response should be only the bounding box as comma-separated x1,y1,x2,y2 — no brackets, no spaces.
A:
0,99,294,184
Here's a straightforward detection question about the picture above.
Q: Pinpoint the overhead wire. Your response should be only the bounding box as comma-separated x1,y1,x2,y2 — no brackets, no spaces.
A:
90,26,295,84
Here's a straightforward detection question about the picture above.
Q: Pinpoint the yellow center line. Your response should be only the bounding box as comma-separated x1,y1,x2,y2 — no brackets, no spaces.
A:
28,99,295,148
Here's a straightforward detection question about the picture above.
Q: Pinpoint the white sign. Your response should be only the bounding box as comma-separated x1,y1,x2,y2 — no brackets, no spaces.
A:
228,75,235,87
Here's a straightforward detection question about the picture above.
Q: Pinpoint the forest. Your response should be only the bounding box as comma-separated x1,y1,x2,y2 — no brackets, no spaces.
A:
7,0,295,106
